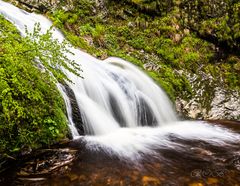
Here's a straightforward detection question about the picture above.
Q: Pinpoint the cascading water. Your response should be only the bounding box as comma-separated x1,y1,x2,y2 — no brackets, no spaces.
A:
0,0,177,136
1,0,240,160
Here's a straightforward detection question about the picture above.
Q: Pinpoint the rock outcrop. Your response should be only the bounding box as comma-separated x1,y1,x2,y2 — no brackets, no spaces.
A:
176,71,240,120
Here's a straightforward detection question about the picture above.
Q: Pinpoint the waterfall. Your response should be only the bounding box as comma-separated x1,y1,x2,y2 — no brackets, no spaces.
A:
0,0,177,137
1,0,239,161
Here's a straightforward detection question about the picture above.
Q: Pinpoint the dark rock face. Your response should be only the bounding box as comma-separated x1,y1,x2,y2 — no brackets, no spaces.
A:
63,83,85,136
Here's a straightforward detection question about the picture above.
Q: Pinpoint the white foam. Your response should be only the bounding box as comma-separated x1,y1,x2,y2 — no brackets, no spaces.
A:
83,121,240,160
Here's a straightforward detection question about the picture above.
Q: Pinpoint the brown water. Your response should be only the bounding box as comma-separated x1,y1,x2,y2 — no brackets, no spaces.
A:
1,121,240,186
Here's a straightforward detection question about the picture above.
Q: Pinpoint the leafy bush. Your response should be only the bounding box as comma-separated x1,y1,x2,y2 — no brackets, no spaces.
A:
0,16,81,154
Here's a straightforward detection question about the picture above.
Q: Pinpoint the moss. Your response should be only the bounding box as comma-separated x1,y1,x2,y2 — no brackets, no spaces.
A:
44,1,195,99
0,16,73,155
146,65,193,101
204,59,240,91
44,0,239,100
180,0,240,52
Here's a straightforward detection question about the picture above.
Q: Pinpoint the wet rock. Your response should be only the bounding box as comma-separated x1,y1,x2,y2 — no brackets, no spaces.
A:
17,148,77,176
63,83,85,135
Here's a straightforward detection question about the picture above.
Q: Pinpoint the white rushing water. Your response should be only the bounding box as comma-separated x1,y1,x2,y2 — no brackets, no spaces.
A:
1,0,240,160
84,121,240,160
0,0,177,136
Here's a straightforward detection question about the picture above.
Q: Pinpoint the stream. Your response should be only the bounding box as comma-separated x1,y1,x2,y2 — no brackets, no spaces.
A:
0,120,240,186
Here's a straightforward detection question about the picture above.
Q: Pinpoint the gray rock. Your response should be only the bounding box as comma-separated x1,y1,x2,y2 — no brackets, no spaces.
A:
207,88,240,120
175,70,240,120
143,62,161,71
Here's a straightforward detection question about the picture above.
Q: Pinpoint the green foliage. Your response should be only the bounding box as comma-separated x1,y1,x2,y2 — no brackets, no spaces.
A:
147,66,192,100
47,0,239,101
0,16,80,154
24,23,81,82
180,0,240,51
121,0,175,15
46,0,209,100
204,59,240,90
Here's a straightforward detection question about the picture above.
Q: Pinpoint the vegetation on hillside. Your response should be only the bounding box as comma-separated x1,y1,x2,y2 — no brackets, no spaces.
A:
180,0,240,53
46,0,239,101
0,15,80,155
